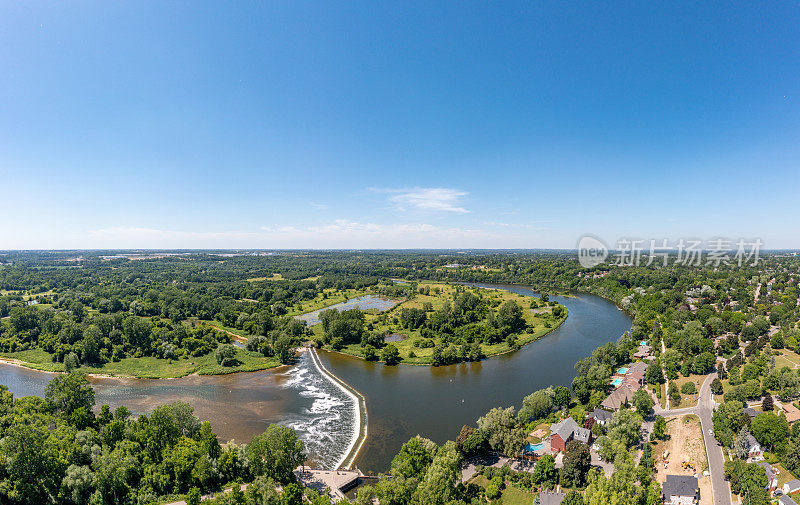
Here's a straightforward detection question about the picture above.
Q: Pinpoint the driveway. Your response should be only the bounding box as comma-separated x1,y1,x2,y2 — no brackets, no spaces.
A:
656,373,730,505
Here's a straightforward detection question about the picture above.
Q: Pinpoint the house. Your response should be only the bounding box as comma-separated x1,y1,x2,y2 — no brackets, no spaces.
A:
662,475,699,505
783,403,800,424
783,479,800,495
628,361,649,375
587,408,613,426
744,407,759,420
539,490,566,505
624,370,646,389
759,461,778,492
779,496,798,505
633,345,653,360
747,434,763,460
549,417,592,453
601,385,636,411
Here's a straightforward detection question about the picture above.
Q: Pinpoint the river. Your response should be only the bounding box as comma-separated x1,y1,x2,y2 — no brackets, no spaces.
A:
0,284,630,473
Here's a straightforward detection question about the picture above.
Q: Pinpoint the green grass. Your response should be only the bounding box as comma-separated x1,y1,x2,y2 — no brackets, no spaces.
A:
0,348,66,372
774,462,798,489
775,349,800,369
0,348,281,379
204,320,249,339
469,475,536,505
671,374,704,408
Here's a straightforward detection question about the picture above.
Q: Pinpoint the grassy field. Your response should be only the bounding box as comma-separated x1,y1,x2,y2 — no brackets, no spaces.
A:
315,281,567,364
246,273,284,281
0,347,281,379
670,374,704,408
203,320,249,340
469,475,536,505
775,349,800,369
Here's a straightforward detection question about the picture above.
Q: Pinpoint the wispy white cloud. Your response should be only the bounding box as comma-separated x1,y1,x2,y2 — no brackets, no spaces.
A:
372,187,470,213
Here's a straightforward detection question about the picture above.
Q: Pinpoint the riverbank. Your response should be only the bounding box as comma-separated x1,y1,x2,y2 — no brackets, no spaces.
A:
307,346,368,470
324,306,568,365
314,281,569,365
0,347,283,379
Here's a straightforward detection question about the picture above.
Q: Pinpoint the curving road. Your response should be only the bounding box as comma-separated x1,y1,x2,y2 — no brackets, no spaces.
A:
655,373,730,505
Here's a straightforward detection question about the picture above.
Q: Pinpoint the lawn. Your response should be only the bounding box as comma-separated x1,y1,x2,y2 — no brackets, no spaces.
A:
774,462,798,489
669,374,705,408
469,475,536,505
0,347,281,379
775,349,800,370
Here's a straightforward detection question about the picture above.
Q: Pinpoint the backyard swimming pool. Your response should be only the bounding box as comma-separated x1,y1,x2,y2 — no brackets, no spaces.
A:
611,378,623,386
524,442,545,452
617,367,629,374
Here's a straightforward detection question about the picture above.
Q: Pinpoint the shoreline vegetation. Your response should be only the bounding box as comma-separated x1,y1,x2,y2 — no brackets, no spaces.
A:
0,346,284,379
317,308,568,366
0,279,570,377
311,280,569,365
2,250,785,504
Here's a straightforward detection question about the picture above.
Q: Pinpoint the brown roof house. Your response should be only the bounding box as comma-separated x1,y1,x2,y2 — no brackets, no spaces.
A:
783,403,800,424
601,385,636,411
549,417,592,453
633,345,653,360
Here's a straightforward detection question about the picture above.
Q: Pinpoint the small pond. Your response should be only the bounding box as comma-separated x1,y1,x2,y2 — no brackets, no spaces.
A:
295,295,399,326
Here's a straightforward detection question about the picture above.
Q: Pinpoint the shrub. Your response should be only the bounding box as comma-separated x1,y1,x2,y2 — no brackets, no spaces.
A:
215,344,238,366
681,382,697,395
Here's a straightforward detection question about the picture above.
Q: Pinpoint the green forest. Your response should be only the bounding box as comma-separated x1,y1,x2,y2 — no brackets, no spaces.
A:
1,250,800,504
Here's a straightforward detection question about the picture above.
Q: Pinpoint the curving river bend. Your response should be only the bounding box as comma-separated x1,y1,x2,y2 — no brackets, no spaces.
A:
0,285,630,472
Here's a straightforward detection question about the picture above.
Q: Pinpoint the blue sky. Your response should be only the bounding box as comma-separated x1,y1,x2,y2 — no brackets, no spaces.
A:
1,1,799,249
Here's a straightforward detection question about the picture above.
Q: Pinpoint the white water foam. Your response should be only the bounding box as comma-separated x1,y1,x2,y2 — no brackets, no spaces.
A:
279,351,357,468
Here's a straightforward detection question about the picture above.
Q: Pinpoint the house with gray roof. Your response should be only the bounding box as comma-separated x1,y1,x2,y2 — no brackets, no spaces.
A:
662,475,699,505
783,478,800,495
759,461,778,492
539,490,566,505
746,433,763,460
588,407,613,426
549,417,592,453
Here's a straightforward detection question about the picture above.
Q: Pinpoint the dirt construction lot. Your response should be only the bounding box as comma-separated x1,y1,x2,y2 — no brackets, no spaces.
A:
653,415,712,505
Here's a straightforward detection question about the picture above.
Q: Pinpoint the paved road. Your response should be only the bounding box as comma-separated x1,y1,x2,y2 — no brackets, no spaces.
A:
656,373,730,505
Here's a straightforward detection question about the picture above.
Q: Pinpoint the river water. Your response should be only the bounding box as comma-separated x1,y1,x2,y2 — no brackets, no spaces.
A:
0,351,355,469
0,284,630,472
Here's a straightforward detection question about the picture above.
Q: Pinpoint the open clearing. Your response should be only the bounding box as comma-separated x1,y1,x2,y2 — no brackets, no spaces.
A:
653,415,711,505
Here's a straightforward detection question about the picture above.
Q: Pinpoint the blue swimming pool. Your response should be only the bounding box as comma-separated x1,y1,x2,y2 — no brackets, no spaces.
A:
640,340,647,346
611,378,623,386
524,442,545,452
617,367,629,374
